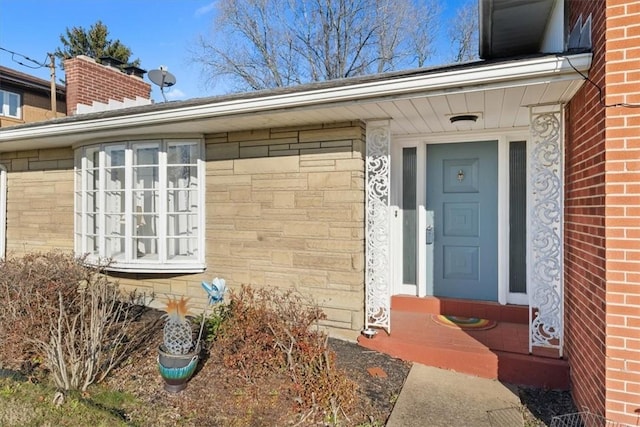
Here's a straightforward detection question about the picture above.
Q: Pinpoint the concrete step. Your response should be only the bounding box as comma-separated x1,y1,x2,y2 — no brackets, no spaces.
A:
359,299,569,390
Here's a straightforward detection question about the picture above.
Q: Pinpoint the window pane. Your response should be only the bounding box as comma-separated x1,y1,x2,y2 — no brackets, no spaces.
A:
133,191,158,259
167,189,198,213
87,213,99,235
104,191,124,214
85,235,99,255
168,166,197,188
134,144,159,165
167,238,198,260
402,147,417,285
75,211,82,235
133,166,158,189
135,212,157,237
105,237,125,259
105,213,124,236
106,146,125,167
167,213,198,237
509,141,527,293
135,238,158,260
133,190,158,215
8,93,19,117
86,147,100,169
87,169,99,191
106,169,125,190
86,190,99,212
168,143,198,165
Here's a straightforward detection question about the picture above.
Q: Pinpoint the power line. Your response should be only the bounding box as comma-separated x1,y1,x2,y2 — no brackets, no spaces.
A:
0,46,48,69
560,53,640,109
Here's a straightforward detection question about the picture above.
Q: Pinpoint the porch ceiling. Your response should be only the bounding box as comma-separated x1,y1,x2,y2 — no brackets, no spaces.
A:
0,53,591,151
172,79,580,135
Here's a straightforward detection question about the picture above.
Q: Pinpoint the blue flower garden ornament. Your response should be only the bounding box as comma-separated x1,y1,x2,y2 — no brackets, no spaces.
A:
201,277,227,305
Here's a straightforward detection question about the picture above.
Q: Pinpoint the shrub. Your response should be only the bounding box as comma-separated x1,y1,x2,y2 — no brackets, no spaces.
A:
0,252,86,371
0,252,157,391
211,285,358,424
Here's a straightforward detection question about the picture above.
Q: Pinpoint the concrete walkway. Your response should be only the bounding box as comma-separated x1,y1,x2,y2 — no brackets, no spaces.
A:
386,363,523,427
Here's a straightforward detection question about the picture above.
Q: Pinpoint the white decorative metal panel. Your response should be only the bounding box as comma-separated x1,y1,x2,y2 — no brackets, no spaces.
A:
528,105,564,355
365,121,391,333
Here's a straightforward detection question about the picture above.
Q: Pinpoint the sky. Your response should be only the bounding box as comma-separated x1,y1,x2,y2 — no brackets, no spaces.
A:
0,0,467,103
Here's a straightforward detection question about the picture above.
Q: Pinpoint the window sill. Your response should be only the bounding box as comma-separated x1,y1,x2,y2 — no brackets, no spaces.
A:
104,262,206,274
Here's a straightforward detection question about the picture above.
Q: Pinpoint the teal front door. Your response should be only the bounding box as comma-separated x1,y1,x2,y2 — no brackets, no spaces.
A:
426,141,498,301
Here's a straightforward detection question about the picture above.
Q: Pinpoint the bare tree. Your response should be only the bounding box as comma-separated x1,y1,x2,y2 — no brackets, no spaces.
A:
403,0,442,68
448,0,479,63
192,0,441,92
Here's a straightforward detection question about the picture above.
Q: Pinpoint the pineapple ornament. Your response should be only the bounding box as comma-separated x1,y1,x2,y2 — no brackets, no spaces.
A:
163,297,194,355
157,278,227,393
157,296,200,392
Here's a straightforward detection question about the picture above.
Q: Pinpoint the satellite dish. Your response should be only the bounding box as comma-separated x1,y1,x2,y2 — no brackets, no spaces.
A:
148,66,177,102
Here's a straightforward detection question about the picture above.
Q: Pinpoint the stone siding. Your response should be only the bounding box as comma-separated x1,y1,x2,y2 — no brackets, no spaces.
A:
0,148,75,253
2,122,366,337
204,121,366,334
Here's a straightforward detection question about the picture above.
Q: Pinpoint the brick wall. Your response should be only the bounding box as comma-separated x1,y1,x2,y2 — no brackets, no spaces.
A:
603,0,640,423
0,148,74,253
566,0,640,423
64,55,151,115
564,0,608,417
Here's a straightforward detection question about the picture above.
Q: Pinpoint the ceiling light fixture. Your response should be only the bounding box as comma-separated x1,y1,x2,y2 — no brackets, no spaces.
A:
449,114,479,124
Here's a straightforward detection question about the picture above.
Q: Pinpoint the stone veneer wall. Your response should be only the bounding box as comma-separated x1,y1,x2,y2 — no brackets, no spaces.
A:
0,148,75,252
203,122,366,334
0,122,366,337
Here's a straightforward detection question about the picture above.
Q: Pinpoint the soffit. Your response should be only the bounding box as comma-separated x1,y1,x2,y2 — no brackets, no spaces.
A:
480,0,557,58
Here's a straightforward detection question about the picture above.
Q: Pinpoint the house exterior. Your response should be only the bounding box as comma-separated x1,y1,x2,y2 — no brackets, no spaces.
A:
563,0,640,422
0,65,66,127
0,0,638,423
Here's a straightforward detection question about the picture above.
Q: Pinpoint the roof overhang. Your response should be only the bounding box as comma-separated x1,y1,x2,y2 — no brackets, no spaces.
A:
0,52,592,151
480,0,561,59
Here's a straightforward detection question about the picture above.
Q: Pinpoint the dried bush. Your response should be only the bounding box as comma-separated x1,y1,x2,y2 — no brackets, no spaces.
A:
211,285,358,424
0,252,86,370
0,252,157,391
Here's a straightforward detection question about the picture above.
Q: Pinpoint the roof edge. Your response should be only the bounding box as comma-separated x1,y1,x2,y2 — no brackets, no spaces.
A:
0,52,592,145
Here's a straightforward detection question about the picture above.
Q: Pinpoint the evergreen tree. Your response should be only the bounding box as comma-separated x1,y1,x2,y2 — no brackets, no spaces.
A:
54,20,140,67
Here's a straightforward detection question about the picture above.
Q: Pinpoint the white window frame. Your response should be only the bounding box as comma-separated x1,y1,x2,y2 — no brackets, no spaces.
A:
74,139,206,273
0,89,21,119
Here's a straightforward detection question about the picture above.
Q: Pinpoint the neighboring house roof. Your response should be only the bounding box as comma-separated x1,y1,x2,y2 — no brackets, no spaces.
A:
480,0,561,58
0,65,66,98
0,51,591,151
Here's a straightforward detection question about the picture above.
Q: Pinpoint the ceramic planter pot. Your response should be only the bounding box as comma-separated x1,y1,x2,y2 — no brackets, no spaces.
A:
157,344,200,393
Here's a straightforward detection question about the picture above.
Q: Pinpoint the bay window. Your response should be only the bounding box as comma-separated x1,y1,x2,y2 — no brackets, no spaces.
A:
75,139,205,272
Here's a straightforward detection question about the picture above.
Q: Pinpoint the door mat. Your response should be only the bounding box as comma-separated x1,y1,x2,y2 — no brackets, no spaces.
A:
432,314,497,331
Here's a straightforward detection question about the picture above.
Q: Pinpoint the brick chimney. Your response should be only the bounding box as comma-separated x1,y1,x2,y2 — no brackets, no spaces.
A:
64,55,152,115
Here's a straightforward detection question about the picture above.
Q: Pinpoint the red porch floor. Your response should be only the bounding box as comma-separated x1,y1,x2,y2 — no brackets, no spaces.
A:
358,296,569,390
